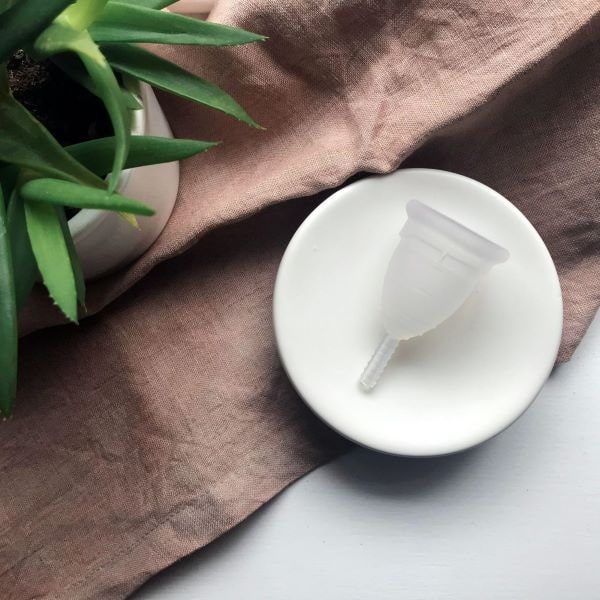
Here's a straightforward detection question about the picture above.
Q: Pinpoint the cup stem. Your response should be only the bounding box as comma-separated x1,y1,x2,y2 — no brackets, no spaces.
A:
359,335,400,391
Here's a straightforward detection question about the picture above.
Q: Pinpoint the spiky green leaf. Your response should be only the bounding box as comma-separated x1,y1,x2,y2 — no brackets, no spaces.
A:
24,199,78,323
75,40,130,192
0,0,19,14
56,205,85,308
0,135,214,199
0,186,18,417
7,191,37,310
0,0,76,62
21,178,155,215
110,0,177,7
51,54,142,109
103,44,260,127
67,135,217,175
61,0,110,29
34,22,130,192
0,80,102,187
51,53,98,93
91,3,265,46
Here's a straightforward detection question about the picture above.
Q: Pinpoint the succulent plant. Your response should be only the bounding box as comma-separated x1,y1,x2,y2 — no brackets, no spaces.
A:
0,0,264,417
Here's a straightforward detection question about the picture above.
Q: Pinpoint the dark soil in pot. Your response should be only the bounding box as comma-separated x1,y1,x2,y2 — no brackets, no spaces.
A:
7,51,114,219
7,50,112,147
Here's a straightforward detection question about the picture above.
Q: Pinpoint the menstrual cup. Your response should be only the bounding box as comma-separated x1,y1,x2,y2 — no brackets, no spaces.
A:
359,199,509,391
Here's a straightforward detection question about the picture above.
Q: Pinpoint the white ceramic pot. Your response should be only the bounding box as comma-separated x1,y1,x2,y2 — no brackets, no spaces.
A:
68,83,179,280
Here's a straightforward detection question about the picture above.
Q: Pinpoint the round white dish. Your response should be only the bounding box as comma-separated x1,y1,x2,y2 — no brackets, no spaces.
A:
69,83,179,280
273,169,563,456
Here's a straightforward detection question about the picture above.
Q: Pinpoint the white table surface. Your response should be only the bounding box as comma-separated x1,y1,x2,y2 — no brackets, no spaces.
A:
136,313,600,600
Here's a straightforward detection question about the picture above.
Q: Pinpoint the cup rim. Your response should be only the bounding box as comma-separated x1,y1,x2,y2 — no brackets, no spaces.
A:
406,199,510,265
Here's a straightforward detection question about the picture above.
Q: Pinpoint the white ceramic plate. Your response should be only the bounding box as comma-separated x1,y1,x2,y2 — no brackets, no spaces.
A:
273,169,563,456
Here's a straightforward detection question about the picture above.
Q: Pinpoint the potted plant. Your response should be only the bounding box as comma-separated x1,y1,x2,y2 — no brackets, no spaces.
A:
0,0,264,417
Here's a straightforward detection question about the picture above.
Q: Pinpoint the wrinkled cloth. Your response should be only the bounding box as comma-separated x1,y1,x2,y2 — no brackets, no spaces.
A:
2,0,600,598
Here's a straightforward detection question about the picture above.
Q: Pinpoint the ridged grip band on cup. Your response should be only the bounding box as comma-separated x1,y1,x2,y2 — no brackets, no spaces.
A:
359,335,400,391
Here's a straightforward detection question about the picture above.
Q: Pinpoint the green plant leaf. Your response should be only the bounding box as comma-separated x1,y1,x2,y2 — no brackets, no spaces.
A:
50,53,98,93
1,136,214,196
109,0,178,8
7,191,37,310
34,22,130,192
0,0,77,62
91,3,266,46
61,0,110,29
0,163,18,200
51,53,142,109
122,89,143,110
67,135,217,175
56,205,85,308
24,199,78,323
0,81,103,187
0,135,219,197
21,178,155,215
74,38,130,192
0,186,18,418
0,0,19,14
103,44,260,127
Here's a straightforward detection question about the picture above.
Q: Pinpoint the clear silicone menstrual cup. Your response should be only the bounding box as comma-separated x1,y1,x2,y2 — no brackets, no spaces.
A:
360,199,510,391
